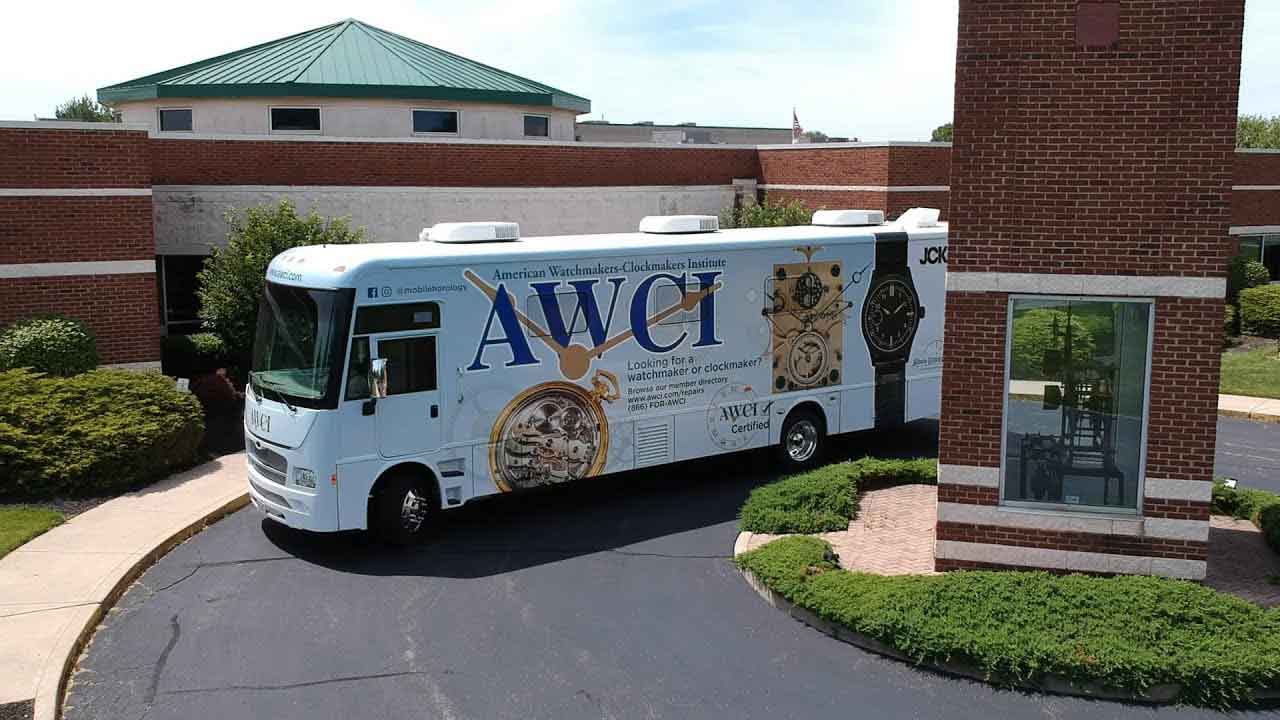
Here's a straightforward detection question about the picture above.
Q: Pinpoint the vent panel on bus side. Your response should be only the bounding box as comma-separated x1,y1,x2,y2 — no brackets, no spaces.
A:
634,421,673,467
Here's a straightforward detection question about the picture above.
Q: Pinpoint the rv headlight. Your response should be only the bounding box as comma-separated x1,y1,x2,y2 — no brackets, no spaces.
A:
293,467,317,489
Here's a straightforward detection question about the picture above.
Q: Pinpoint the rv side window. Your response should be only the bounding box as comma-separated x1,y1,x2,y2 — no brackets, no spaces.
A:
346,337,371,401
355,302,441,333
378,336,438,395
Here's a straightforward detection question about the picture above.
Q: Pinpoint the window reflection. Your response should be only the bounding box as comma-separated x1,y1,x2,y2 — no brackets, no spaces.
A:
1003,298,1152,510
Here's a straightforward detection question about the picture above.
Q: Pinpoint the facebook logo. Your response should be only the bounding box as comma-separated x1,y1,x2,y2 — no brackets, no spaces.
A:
367,287,378,299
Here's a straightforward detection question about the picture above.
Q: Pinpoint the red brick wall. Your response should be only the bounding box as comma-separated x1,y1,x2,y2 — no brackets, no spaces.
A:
1233,191,1280,227
0,125,156,366
937,522,1207,561
938,292,1007,469
758,146,890,186
1145,297,1223,481
0,128,151,188
1234,151,1280,186
0,197,153,264
0,274,159,364
947,1,1243,279
150,139,761,187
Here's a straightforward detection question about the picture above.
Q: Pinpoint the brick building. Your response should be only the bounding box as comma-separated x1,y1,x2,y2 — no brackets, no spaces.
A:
933,0,1248,580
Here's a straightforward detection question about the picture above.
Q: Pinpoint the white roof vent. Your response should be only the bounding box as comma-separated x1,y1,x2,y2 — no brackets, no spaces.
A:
638,215,719,234
421,221,520,243
896,207,941,229
811,209,885,227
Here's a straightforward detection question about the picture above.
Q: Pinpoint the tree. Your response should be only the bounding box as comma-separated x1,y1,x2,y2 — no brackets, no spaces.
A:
54,95,119,123
802,130,830,143
196,200,365,366
1237,114,1280,149
931,122,953,142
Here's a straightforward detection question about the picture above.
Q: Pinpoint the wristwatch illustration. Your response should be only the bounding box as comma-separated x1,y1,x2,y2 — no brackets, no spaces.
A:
861,232,924,428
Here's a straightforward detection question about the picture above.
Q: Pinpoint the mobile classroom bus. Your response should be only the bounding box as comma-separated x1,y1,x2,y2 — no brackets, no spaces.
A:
244,208,949,543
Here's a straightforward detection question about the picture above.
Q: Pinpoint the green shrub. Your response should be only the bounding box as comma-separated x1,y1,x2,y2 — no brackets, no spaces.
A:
719,199,813,229
1010,308,1095,380
161,332,229,378
1240,285,1280,339
0,368,204,499
197,199,364,364
739,457,936,534
1259,504,1280,554
1211,478,1280,521
737,536,1280,708
1225,303,1239,342
1229,256,1271,300
0,316,98,376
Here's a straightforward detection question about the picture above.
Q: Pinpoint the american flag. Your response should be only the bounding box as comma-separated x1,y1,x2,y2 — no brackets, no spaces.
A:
791,108,803,144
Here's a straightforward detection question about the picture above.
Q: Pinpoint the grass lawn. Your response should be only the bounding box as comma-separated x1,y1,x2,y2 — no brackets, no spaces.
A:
0,506,64,559
1221,344,1280,399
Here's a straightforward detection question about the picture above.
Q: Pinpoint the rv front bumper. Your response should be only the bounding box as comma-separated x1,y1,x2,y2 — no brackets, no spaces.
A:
246,462,332,532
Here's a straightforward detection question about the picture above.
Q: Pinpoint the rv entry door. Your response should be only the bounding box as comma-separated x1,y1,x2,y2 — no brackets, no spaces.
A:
372,333,442,457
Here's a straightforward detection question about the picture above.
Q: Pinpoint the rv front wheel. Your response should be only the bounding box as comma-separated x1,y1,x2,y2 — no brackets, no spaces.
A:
373,474,434,545
777,408,825,471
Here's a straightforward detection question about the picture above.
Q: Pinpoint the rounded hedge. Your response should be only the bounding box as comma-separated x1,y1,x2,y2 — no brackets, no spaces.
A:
1229,256,1271,299
737,535,1280,708
0,316,98,376
1239,284,1280,338
739,457,936,534
0,368,204,499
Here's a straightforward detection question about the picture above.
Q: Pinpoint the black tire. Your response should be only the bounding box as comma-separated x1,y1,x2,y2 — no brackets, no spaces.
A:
777,408,825,472
372,473,435,546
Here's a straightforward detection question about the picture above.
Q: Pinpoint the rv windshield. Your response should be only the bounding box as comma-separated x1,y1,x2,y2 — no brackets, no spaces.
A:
250,282,354,409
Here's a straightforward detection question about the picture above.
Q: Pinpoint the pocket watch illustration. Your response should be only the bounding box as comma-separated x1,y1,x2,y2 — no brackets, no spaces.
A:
763,246,853,394
489,369,621,492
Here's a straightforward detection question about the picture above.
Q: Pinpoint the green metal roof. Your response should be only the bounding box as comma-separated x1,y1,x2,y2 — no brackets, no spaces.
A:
98,19,590,113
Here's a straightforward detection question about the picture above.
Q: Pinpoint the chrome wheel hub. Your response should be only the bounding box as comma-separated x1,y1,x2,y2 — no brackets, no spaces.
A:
786,420,819,462
400,490,427,533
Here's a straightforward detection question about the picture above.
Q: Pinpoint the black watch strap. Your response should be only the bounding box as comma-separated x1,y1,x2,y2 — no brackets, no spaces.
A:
874,362,906,428
874,231,909,270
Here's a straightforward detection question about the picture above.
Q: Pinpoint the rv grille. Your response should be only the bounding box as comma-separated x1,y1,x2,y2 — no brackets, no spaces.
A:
699,217,717,231
248,439,287,485
634,421,673,467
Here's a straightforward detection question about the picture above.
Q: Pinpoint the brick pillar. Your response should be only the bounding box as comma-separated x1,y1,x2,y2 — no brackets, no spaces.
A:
935,1,1244,579
0,122,158,366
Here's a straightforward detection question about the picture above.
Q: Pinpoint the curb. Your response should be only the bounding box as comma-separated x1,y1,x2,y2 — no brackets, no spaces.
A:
1218,407,1280,424
35,491,249,720
733,532,1280,707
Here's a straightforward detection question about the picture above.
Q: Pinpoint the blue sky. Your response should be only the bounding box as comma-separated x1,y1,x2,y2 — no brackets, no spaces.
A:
2,0,1277,141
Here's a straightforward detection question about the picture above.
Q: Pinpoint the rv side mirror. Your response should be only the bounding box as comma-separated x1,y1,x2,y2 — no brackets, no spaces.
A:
370,358,389,399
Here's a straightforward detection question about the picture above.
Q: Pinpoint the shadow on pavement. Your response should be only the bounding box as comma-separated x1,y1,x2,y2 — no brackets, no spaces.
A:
261,419,939,580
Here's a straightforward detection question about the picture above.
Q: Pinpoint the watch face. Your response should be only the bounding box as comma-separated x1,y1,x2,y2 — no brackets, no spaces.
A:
489,381,609,492
863,277,919,354
787,331,830,386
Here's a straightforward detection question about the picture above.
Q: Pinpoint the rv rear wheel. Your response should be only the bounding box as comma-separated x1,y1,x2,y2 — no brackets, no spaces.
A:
777,408,825,472
373,474,434,546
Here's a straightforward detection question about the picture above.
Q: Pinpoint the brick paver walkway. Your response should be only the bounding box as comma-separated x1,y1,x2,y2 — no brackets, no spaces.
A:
1205,515,1280,607
740,484,939,575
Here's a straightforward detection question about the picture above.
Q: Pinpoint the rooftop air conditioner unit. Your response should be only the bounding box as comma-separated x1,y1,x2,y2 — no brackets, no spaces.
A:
896,208,942,229
638,215,719,234
421,222,520,243
811,209,885,227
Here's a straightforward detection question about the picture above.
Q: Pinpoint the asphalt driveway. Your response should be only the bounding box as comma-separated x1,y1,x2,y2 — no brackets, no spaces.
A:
63,419,1279,720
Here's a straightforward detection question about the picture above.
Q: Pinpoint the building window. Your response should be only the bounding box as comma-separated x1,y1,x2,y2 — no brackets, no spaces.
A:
158,108,192,132
412,109,459,135
1237,234,1280,281
1002,297,1153,512
157,255,207,334
523,114,549,137
270,107,321,133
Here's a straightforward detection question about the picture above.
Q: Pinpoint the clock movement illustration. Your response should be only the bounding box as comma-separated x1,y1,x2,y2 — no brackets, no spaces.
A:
763,246,853,394
489,370,620,492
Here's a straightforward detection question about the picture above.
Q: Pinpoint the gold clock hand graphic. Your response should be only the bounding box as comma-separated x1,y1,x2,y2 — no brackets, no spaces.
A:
464,269,569,356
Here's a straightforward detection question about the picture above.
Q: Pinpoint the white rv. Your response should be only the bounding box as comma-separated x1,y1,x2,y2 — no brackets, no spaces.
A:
244,208,948,542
